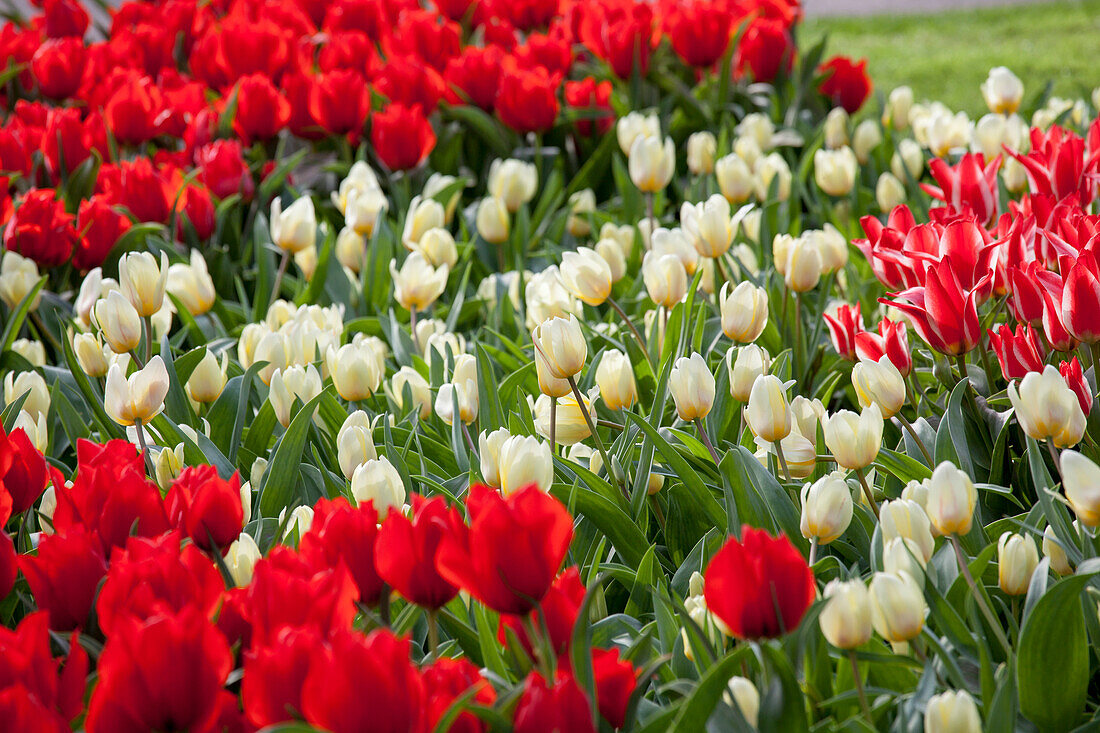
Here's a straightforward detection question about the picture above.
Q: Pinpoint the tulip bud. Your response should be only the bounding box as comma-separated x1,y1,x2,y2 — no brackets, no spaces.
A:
925,461,977,536
756,429,816,479
687,131,717,175
0,251,42,311
416,228,458,269
883,86,914,129
596,350,637,411
924,690,981,733
498,434,554,494
741,209,762,244
388,366,432,419
642,252,688,309
746,374,791,442
719,281,768,344
869,571,925,643
186,348,227,404
814,146,858,197
337,411,377,480
94,290,143,355
823,107,850,149
981,66,1024,114
390,252,449,313
268,364,322,428
876,172,907,211
651,226,699,275
681,194,733,258
807,225,849,275
891,139,924,181
754,153,791,201
334,227,367,274
486,158,537,213
725,677,759,728
333,162,381,214
329,342,384,402
800,471,854,544
783,236,824,293
1008,365,1086,448
225,533,262,587
1061,450,1100,526
820,579,873,649
280,505,314,542
479,428,511,487
154,443,185,491
629,134,675,193
167,250,216,316
737,113,774,150
997,531,1039,595
822,404,883,470
345,186,388,237
883,537,928,585
880,499,935,562
533,390,595,445
715,153,754,204
790,395,826,440
476,196,510,244
271,196,317,254
567,189,596,238
7,340,41,370
852,356,906,418
436,380,478,426
852,120,883,164
532,315,587,380
727,344,771,402
350,456,406,516
252,331,287,386
1042,523,1075,575
560,247,613,306
401,196,445,250
424,172,460,223
104,356,169,426
533,340,572,399
594,238,627,283
616,111,660,155
73,331,110,377
670,353,715,422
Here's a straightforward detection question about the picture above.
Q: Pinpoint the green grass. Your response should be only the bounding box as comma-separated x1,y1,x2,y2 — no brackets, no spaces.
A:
802,0,1100,117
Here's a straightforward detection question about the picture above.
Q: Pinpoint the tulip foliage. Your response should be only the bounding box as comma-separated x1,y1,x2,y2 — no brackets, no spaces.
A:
3,0,1100,730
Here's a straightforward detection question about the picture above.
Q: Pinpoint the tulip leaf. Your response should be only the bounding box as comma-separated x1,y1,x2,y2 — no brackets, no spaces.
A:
667,645,754,731
258,388,327,517
59,331,124,441
876,447,932,484
1017,569,1099,731
0,275,46,353
549,479,651,569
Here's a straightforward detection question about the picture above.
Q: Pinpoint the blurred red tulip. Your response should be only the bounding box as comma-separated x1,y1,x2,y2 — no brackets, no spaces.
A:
513,670,595,733
309,70,372,141
40,107,92,180
513,29,572,77
196,140,255,201
444,46,505,111
103,73,165,145
74,196,130,271
3,188,79,267
385,9,461,72
233,74,291,144
299,497,385,606
923,153,1000,226
97,158,171,224
0,531,14,601
498,565,585,657
42,0,89,39
592,647,638,729
578,0,655,79
565,77,614,137
1,426,47,515
0,612,88,728
817,56,871,113
166,466,245,553
242,626,320,728
495,62,561,134
372,103,436,171
376,494,460,609
19,526,108,631
31,38,84,99
735,17,794,83
664,0,732,69
376,55,448,114
422,656,496,733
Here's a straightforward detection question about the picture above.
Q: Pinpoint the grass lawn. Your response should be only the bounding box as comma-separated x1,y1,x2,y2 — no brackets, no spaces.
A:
801,0,1100,117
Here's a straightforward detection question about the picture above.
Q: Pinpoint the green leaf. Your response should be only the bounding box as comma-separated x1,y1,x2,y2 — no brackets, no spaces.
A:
667,646,753,731
0,276,46,352
258,389,327,517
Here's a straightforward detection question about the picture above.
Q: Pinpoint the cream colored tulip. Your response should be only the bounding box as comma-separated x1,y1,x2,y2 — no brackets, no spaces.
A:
344,185,388,236
476,196,510,244
852,120,883,164
629,134,675,193
1042,523,1075,575
891,139,924,181
498,434,554,494
737,113,774,150
925,461,977,535
104,356,168,426
616,112,660,155
567,189,596,238
715,153,754,204
820,579,872,649
335,227,367,274
186,348,227,404
118,250,170,317
727,344,770,402
719,282,767,343
745,374,791,443
876,172,907,211
651,226,699,275
883,537,928,585
424,172,461,223
268,364,322,428
1061,450,1100,526
533,390,595,445
94,290,143,355
167,250,216,316
801,471,854,544
390,252,449,312
790,395,826,441
754,153,791,201
883,86,914,129
488,159,537,212
981,66,1024,114
595,238,627,283
351,456,405,516
1008,365,1086,448
596,350,637,411
560,247,613,306
435,380,478,425
998,531,1038,595
226,533,262,586
332,161,381,213
416,228,458,269
642,252,688,309
73,331,110,377
337,410,378,480
252,331,288,386
388,366,432,419
328,342,383,402
756,429,817,479
869,571,925,643
852,356,906,418
670,353,715,422
532,315,587,380
271,195,316,254
924,690,981,733
880,499,935,562
814,146,858,197
479,428,511,487
681,195,733,258
686,131,717,175
0,251,42,311
823,404,883,470
726,677,759,727
784,235,824,291
823,107,849,149
4,369,48,421
401,196,445,250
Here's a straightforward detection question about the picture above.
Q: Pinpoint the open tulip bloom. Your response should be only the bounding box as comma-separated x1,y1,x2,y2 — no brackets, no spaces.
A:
3,1,1100,729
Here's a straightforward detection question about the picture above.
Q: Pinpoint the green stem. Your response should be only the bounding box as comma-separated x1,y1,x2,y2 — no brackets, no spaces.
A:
567,376,622,496
849,650,873,725
855,467,878,514
269,249,291,312
950,534,1012,657
896,412,933,466
134,419,155,477
774,438,792,482
608,296,653,371
427,609,439,657
695,418,721,465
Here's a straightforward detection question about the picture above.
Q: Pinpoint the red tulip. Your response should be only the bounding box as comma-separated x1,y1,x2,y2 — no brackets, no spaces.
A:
19,526,108,630
96,158,171,224
196,140,255,201
496,62,561,134
433,0,479,22
437,484,573,615
480,14,519,49
578,0,654,79
103,73,165,145
922,153,1000,226
495,0,561,30
323,0,393,39
0,126,32,177
31,37,84,99
0,531,14,601
318,30,380,77
854,318,912,376
499,565,586,657
1041,285,1078,352
817,56,871,113
513,29,573,77
42,0,89,39
854,205,920,289
0,612,88,728
513,670,596,733
376,55,448,114
1060,249,1100,343
444,45,505,111
3,189,79,267
301,628,426,733
1007,124,1100,205
299,497,385,606
85,609,236,733
232,73,291,144
422,656,497,733
171,181,216,241
166,466,245,553
73,196,129,270
1060,357,1093,416
734,17,793,83
703,526,814,639
242,625,320,727
565,77,614,137
823,302,863,360
41,107,92,181
1,425,48,515
95,532,223,636
592,647,638,729
385,9,461,72
988,323,1044,380
375,494,460,609
309,69,371,141
1006,261,1057,324
664,1,732,68
885,258,992,356
281,71,324,140
371,103,436,172
214,585,252,651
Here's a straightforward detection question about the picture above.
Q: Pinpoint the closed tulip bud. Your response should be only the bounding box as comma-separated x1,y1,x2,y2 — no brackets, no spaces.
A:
268,364,322,428
533,341,572,399
852,120,883,163
328,342,383,402
388,366,432,419
226,533,262,587
727,344,771,402
876,172,907,211
642,252,688,309
279,505,314,541
1008,365,1086,448
186,348,227,404
151,301,174,343
271,195,317,254
852,356,906,418
687,131,717,175
746,374,791,442
1061,450,1100,526
783,236,824,293
344,185,388,236
725,677,760,728
72,331,110,377
754,153,791,201
390,252,449,313
807,225,849,275
476,196,510,244
599,224,635,258
498,434,554,494
670,353,715,421
351,456,406,515
560,247,613,306
104,356,169,426
648,472,665,495
998,531,1039,595
790,395,826,440
416,228,458,269
567,189,596,237
117,250,169,318
681,195,734,258
616,111,660,155
488,159,537,212
401,196,445,250
533,390,595,445
880,499,935,562
772,234,796,277
883,537,928,585
925,461,977,535
823,403,883,470
479,428,511,487
652,226,699,275
756,429,817,479
532,315,587,380
924,690,981,733
819,579,872,649
883,86,914,129
253,331,287,385
869,571,925,642
1042,523,1075,575
737,113,774,151
595,238,627,283
424,172,461,222
94,290,143,354
436,380,478,425
0,251,42,311
4,370,48,422
814,146,858,197
715,153,754,204
823,107,850,149
800,471,854,544
335,227,367,274
12,409,46,453
981,66,1024,114
1002,157,1029,193
596,350,637,410
741,209,762,244
336,411,378,480
891,139,924,181
333,162,381,213
167,250,216,316
154,443,184,491
416,319,454,355
629,134,675,193
719,281,768,343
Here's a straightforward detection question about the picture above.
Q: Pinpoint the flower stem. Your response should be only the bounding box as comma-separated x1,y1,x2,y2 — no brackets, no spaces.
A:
695,418,721,465
269,249,290,312
854,467,878,514
896,412,933,466
409,306,418,339
1046,438,1064,483
950,533,1011,657
567,376,622,495
774,438,792,482
607,296,653,370
427,609,439,657
549,396,557,455
849,650,873,725
134,419,154,477
808,537,818,566
143,315,154,364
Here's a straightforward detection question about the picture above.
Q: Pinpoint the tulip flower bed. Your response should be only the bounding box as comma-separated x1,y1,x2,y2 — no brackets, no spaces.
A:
4,0,1100,730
